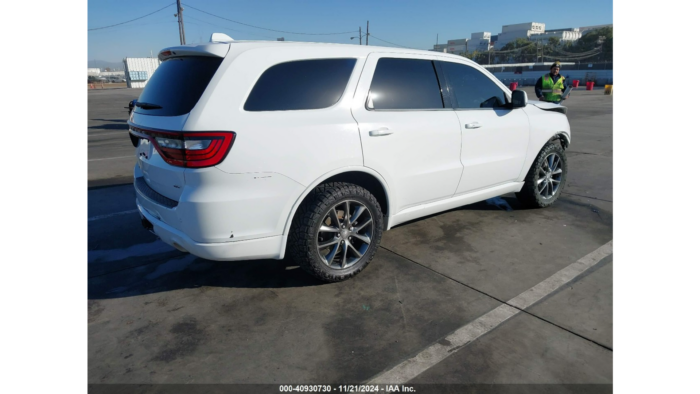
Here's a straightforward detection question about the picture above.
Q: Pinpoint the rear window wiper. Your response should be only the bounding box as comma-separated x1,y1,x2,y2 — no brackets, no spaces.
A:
134,101,163,110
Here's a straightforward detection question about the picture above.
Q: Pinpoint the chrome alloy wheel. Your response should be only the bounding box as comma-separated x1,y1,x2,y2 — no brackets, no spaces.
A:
537,152,564,199
316,199,374,269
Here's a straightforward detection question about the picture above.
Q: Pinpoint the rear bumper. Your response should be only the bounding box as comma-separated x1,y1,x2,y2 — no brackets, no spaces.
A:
133,162,299,261
133,163,304,248
137,200,284,261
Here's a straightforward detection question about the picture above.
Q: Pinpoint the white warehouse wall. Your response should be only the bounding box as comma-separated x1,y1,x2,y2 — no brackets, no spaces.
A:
495,30,535,49
502,22,545,34
470,32,491,40
123,58,161,89
445,44,467,54
467,39,490,53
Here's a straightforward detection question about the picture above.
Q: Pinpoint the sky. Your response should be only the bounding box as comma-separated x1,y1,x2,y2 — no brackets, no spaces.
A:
88,0,612,64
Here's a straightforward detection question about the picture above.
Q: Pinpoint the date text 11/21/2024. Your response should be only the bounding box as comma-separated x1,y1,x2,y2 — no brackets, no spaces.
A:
279,385,416,392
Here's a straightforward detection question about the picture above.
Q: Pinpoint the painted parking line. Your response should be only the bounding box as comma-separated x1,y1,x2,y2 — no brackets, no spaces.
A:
367,240,613,384
88,209,139,222
88,155,134,162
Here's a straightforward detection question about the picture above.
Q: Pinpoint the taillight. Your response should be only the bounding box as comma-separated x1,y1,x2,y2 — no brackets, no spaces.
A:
130,127,235,168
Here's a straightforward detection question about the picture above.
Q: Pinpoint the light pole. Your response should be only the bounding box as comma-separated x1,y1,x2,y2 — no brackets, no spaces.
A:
175,0,186,45
350,36,366,44
350,27,363,45
366,21,369,45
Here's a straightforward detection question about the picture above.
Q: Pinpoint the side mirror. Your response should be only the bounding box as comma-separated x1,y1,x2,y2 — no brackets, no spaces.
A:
511,90,528,108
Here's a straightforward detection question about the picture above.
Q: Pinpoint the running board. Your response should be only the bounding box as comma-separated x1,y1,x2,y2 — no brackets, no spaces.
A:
387,182,524,229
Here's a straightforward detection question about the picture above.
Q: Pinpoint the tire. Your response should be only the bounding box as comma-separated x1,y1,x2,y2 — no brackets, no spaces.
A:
516,142,568,208
288,182,384,282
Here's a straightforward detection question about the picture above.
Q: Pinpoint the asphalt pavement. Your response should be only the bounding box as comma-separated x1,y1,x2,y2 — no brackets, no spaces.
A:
88,86,613,391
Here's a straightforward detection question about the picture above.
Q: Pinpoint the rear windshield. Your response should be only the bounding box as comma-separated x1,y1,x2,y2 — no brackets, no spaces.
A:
134,56,223,116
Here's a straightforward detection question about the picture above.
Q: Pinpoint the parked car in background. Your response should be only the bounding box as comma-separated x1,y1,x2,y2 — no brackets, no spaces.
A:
129,35,571,282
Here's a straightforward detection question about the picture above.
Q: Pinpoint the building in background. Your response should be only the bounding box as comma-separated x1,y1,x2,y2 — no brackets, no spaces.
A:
579,24,613,34
538,27,582,43
444,38,467,54
501,22,546,34
100,70,126,82
467,32,492,53
545,27,579,34
432,43,448,52
495,22,585,49
516,29,583,48
431,21,597,54
88,68,101,76
495,22,546,49
123,57,161,88
100,71,125,77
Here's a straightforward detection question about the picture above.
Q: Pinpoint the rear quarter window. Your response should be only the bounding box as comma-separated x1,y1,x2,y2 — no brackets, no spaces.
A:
244,58,357,111
134,56,223,116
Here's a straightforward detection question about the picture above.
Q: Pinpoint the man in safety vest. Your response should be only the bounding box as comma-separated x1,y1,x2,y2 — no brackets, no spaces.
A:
535,61,568,103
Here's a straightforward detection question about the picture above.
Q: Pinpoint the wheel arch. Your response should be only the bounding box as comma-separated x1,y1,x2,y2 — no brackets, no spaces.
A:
550,131,570,150
279,167,392,259
518,130,571,181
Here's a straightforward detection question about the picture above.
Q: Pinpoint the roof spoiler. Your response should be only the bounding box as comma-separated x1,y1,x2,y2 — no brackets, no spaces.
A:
157,42,231,61
210,33,235,43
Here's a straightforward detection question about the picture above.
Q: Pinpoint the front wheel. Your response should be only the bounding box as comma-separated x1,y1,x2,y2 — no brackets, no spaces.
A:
288,182,384,282
516,142,568,208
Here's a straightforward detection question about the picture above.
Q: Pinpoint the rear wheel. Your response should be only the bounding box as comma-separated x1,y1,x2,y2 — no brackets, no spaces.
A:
288,182,383,282
516,142,568,208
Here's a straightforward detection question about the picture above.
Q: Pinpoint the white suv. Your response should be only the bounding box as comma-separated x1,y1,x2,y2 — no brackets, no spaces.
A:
130,34,571,282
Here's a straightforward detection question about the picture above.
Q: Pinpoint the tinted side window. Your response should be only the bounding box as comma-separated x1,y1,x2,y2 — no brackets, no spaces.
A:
245,59,356,111
440,61,507,109
369,58,444,110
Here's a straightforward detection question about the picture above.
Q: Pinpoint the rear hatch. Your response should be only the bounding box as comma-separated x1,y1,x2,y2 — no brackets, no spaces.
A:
129,44,230,201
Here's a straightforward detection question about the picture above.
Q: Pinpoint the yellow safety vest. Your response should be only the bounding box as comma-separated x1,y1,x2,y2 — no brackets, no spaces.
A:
542,74,565,102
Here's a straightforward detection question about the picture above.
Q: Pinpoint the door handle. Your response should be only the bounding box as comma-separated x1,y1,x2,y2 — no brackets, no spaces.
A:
465,122,482,129
369,127,393,137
